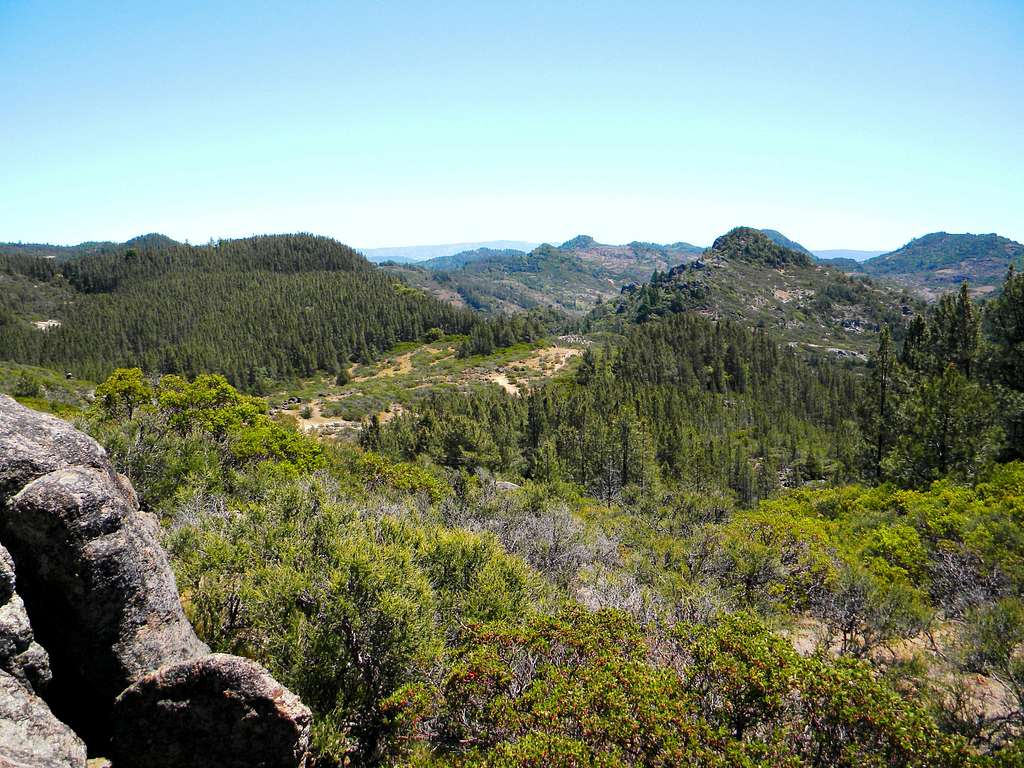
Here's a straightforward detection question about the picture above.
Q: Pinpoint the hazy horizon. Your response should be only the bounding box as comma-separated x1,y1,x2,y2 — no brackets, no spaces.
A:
0,229,906,255
5,229,1019,258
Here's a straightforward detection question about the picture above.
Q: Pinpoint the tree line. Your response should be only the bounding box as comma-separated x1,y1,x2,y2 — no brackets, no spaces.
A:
861,272,1024,487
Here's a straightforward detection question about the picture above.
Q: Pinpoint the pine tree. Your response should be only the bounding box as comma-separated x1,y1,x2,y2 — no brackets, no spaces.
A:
944,282,981,379
985,266,1024,391
885,364,1002,486
862,326,901,480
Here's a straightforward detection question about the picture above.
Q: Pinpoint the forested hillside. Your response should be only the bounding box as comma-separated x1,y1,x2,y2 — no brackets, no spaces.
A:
366,267,1022,501
416,246,527,271
0,233,179,261
366,313,859,504
0,235,480,386
760,227,814,256
592,227,919,358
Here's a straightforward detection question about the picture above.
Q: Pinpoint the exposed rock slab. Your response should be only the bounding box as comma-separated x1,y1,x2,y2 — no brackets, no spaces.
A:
1,466,208,742
0,669,87,768
111,653,312,768
0,395,112,499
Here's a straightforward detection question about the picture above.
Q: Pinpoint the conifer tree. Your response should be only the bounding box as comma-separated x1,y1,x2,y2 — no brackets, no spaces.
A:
884,364,1002,486
862,326,901,480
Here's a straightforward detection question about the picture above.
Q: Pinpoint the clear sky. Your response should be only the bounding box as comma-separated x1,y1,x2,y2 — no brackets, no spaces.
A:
1,1,1021,250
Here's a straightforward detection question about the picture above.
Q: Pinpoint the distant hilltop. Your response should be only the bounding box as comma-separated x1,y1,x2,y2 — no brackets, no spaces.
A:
359,241,541,264
824,232,1024,299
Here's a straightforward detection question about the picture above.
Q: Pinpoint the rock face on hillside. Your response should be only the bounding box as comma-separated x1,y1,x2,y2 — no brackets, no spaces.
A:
112,654,313,768
0,395,311,767
5,465,210,739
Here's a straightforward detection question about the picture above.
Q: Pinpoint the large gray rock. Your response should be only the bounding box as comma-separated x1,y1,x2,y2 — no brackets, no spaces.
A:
0,396,311,767
0,669,87,768
111,653,312,768
0,544,50,693
0,395,113,499
1,467,208,742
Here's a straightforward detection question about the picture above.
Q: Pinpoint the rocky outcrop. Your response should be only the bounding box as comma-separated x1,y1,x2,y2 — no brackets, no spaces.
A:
0,395,311,766
5,466,209,729
0,395,112,499
0,543,50,693
0,669,87,768
111,654,312,768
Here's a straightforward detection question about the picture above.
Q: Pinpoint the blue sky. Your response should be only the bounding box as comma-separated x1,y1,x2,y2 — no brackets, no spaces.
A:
1,1,1021,250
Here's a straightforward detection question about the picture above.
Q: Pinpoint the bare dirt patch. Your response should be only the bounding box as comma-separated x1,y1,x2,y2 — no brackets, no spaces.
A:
292,402,360,434
483,347,581,395
362,350,415,380
487,372,519,395
376,404,406,423
525,346,581,372
784,618,1018,723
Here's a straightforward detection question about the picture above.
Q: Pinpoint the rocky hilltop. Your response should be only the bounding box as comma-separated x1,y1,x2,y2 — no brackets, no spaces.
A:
595,227,918,358
0,395,312,768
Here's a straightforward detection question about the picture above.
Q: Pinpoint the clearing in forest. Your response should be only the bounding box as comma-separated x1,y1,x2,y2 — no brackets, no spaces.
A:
273,337,584,436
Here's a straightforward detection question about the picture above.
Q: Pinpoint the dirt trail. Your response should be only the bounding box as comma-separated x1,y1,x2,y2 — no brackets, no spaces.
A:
283,342,583,430
293,399,407,434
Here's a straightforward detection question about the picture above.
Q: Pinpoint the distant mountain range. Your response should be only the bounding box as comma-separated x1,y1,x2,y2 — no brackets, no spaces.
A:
814,249,886,262
751,230,1024,299
358,241,540,264
385,236,705,314
7,228,1021,315
383,229,923,318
